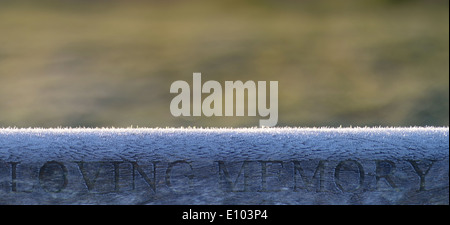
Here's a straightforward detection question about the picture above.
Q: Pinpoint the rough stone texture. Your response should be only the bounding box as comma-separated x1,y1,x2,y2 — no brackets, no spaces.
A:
0,127,448,205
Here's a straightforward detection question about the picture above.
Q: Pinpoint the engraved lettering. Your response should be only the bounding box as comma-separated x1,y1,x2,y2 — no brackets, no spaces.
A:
293,160,326,192
113,161,124,192
76,161,102,191
408,160,435,191
9,162,19,192
259,161,283,192
7,162,32,193
0,158,446,202
217,161,250,192
334,160,365,192
39,161,68,193
165,160,194,190
375,160,396,189
132,161,158,193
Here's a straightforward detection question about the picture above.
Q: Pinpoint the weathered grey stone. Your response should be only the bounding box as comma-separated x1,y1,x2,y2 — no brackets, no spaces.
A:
0,127,448,205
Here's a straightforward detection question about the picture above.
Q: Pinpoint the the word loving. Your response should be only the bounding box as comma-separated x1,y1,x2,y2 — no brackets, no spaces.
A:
170,73,278,127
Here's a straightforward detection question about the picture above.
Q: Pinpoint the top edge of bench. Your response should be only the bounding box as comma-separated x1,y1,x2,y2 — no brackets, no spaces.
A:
0,127,448,134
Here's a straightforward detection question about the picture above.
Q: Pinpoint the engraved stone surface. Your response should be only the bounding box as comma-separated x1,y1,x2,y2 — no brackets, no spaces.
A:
0,127,448,205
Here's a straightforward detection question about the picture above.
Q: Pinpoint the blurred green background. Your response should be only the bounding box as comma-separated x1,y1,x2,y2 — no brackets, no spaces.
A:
0,0,448,128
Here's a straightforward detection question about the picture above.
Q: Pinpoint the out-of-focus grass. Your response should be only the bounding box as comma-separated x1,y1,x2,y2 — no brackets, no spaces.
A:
0,0,448,127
